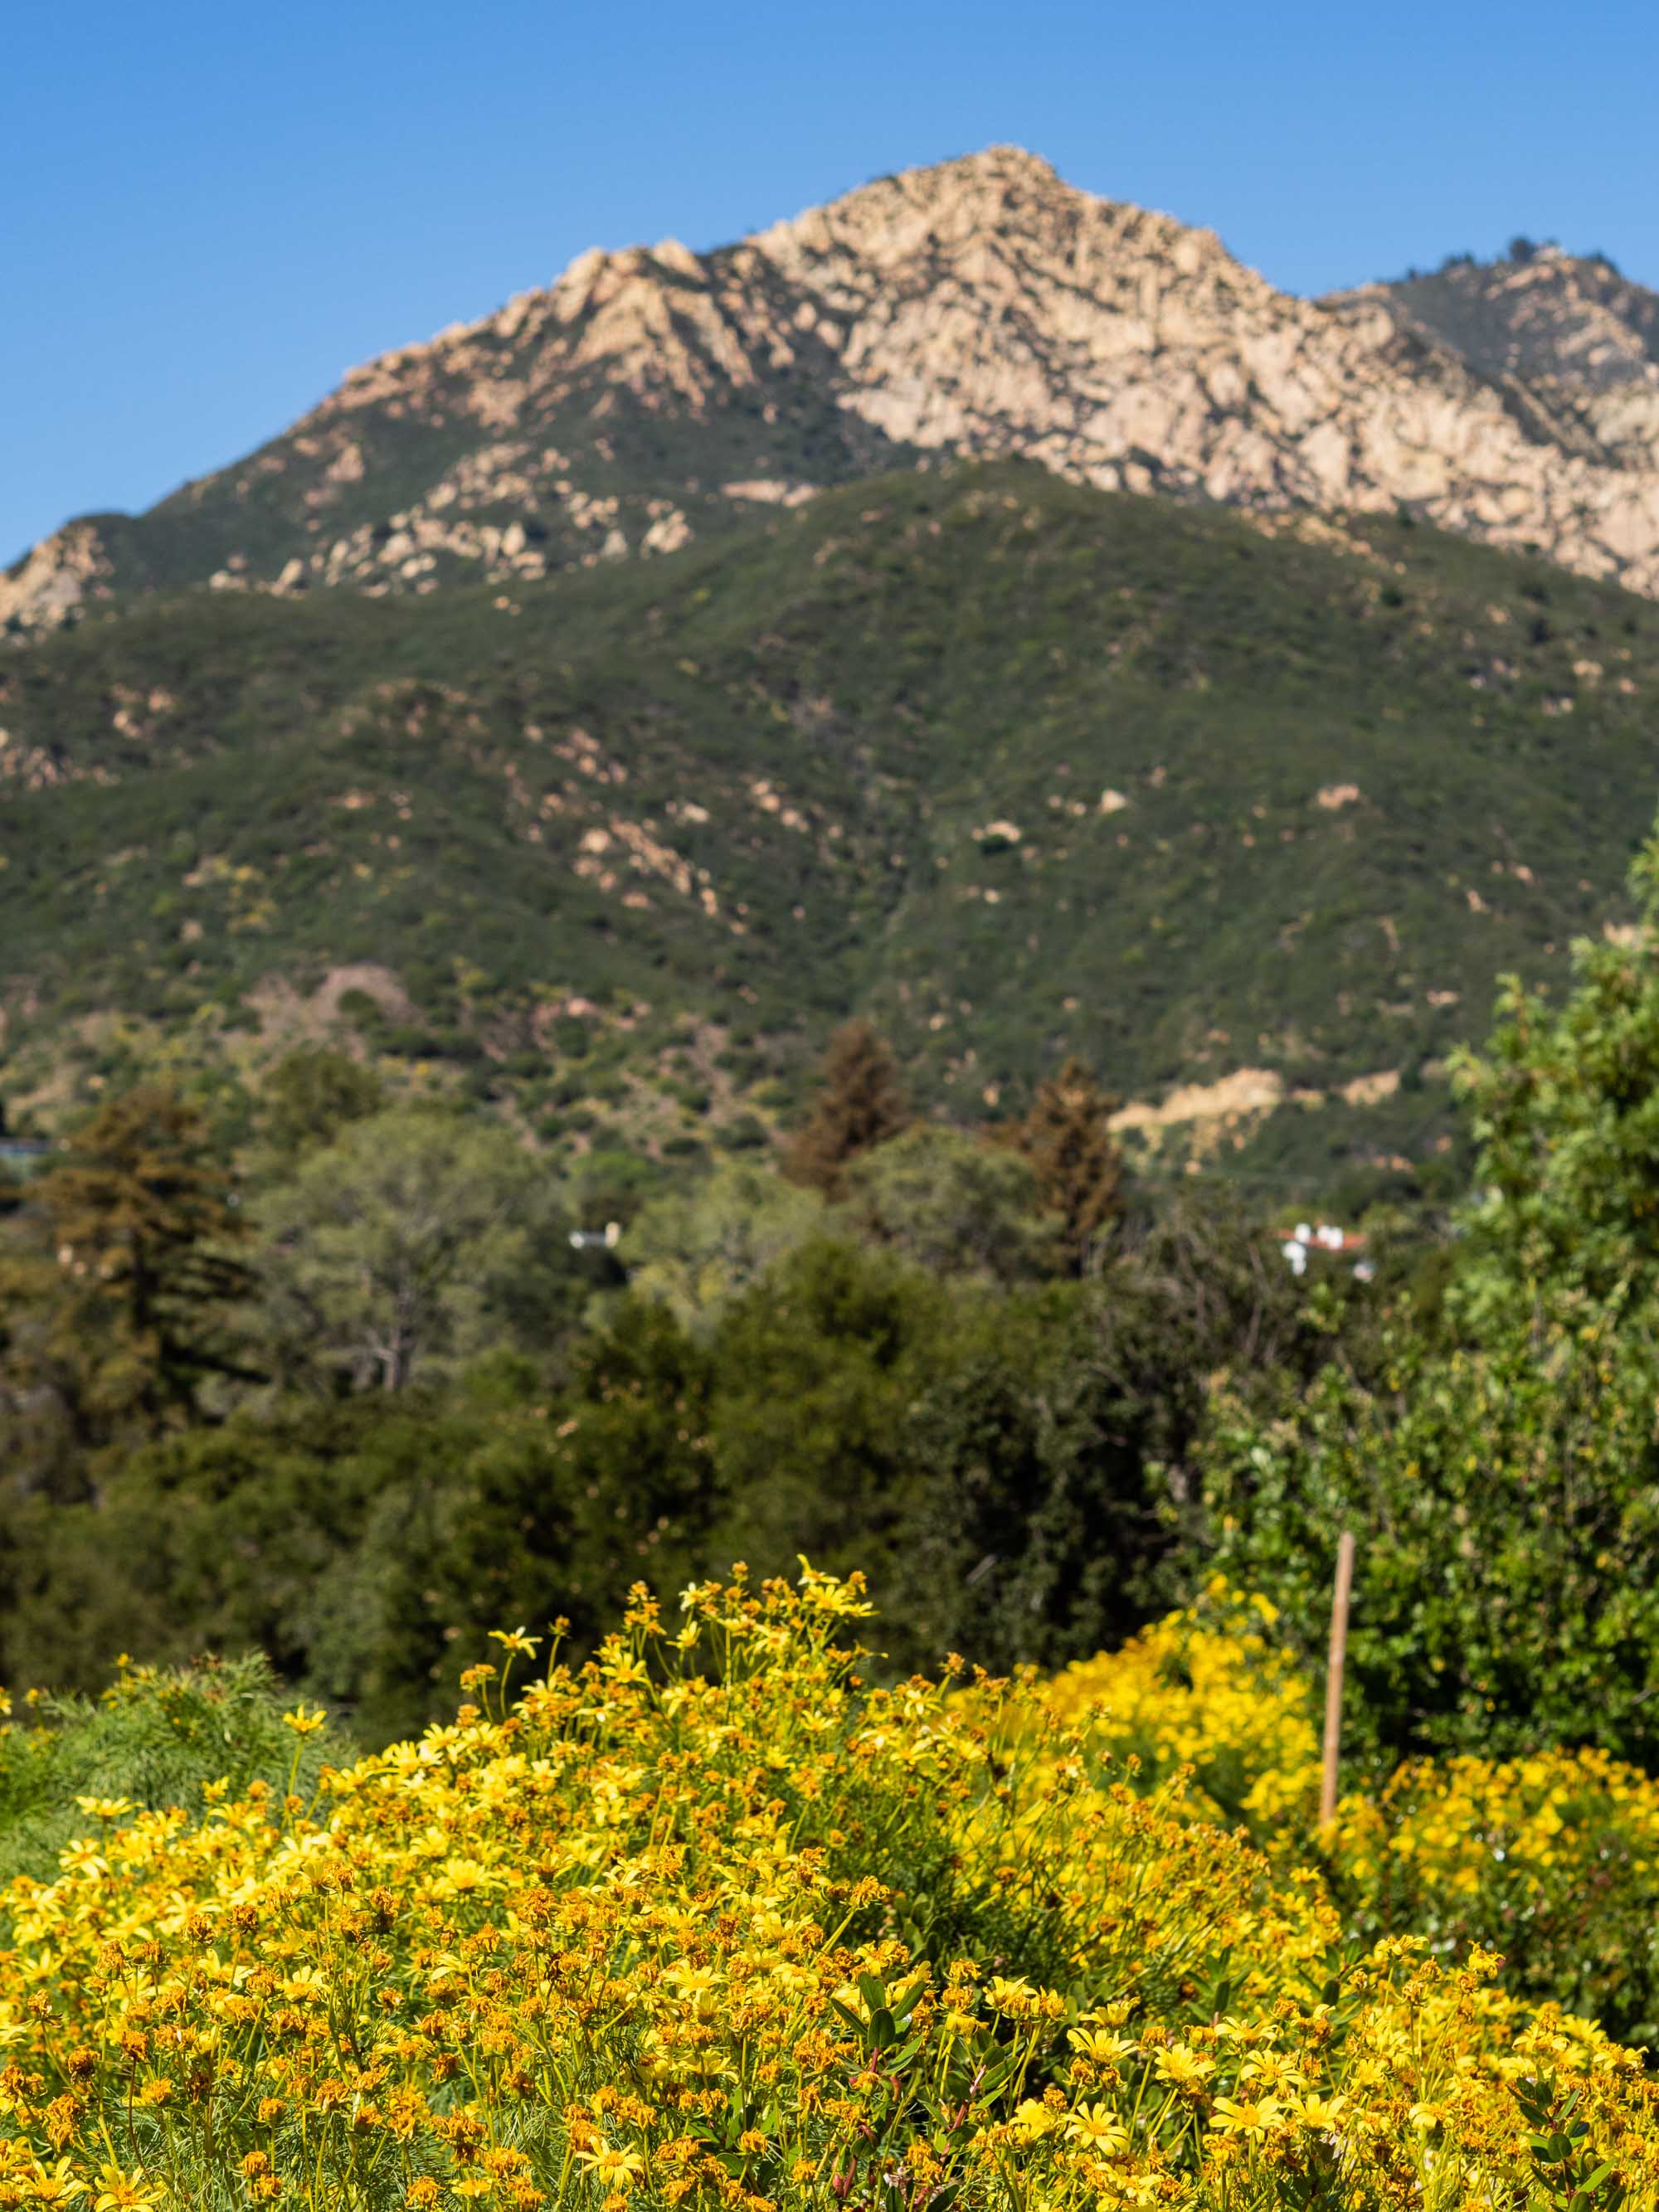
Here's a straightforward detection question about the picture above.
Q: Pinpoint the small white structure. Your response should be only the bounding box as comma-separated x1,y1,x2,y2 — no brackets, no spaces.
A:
568,1220,621,1252
1277,1221,1370,1281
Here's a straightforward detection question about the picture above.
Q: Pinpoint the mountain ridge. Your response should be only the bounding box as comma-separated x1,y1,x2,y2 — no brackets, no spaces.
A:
1348,242,1659,395
9,147,1659,634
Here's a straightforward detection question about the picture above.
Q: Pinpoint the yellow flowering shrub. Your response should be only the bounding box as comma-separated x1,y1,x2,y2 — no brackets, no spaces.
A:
1045,1592,1659,2048
1329,1745,1659,2041
0,1566,1653,2210
0,1655,344,1892
1043,1583,1321,1831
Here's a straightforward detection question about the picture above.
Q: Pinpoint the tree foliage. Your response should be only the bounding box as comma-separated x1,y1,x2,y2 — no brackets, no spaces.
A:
621,1163,824,1330
782,1022,910,1198
0,1087,251,1488
1202,1316,1659,1765
841,1124,1053,1283
1449,838,1659,1338
254,1107,539,1392
1005,1057,1126,1275
260,1046,386,1163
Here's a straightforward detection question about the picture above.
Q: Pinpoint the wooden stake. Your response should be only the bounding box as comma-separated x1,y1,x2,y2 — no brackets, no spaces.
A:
1319,1529,1356,1831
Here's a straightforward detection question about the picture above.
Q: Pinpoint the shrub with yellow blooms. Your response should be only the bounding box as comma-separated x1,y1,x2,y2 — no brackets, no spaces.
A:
1328,1744,1659,2045
0,1565,1652,2210
1044,1591,1659,2052
0,1651,346,1890
1042,1582,1321,1832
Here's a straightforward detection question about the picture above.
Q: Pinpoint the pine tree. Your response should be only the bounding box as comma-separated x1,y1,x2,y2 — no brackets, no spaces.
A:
783,1022,911,1198
11,1085,255,1440
1009,1057,1126,1276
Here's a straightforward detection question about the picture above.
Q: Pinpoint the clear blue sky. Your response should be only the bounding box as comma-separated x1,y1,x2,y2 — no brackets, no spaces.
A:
6,0,1657,564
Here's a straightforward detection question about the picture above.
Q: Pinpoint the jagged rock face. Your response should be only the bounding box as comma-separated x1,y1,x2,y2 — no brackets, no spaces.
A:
8,146,1659,635
1350,246,1659,396
1337,247,1659,482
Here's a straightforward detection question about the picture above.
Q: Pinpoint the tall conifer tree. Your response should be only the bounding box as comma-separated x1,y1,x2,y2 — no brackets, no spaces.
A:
0,1085,254,1457
1010,1056,1126,1275
783,1021,911,1198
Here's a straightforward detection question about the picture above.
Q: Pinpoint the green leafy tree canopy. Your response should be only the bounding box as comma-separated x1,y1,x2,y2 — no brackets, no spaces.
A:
843,1123,1054,1283
260,1047,386,1164
255,1107,541,1393
623,1163,824,1330
1451,827,1659,1336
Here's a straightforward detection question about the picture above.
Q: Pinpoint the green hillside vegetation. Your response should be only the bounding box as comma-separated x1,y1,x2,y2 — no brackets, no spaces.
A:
5,463,1659,1199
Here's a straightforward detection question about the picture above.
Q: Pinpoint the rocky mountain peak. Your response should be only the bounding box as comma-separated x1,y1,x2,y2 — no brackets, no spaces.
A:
7,148,1659,637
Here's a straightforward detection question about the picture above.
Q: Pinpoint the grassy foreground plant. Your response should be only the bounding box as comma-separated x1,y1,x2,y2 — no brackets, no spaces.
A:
0,1568,1654,2210
0,1653,346,1888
